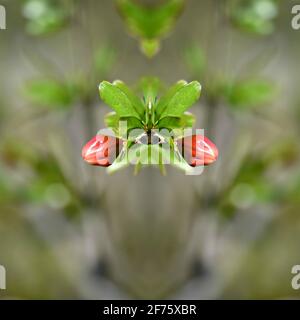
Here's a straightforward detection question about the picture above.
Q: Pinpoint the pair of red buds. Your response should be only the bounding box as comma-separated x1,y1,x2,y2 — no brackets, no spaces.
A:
82,134,218,167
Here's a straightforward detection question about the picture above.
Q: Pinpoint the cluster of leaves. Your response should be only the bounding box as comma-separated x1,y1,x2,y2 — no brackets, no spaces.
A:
116,0,185,58
99,78,201,174
21,0,74,36
229,0,279,35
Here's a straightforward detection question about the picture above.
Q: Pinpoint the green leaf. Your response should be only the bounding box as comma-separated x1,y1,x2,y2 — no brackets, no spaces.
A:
139,77,161,103
138,77,162,127
105,112,143,132
113,80,145,118
155,80,187,118
157,112,196,129
125,117,144,130
99,81,142,120
24,79,75,109
223,79,276,109
158,81,201,119
104,112,119,128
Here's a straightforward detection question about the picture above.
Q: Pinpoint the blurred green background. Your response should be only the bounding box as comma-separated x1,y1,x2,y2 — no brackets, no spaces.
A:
0,0,300,299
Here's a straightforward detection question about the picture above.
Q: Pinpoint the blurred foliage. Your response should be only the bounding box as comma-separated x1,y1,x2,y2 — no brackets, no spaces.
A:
215,135,300,224
229,0,279,35
22,0,73,36
222,206,300,299
184,44,206,79
116,0,185,57
23,46,116,112
0,140,81,217
183,40,297,228
94,46,117,78
184,44,277,112
0,207,77,299
24,79,78,109
222,79,276,110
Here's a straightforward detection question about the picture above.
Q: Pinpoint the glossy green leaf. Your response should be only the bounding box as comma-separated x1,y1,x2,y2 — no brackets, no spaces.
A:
104,112,119,128
99,81,142,120
105,112,144,131
158,81,201,119
157,112,196,129
155,80,187,118
113,80,145,118
139,77,162,103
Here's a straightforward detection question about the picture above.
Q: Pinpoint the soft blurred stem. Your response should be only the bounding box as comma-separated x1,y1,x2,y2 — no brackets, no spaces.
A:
134,162,142,176
159,163,167,176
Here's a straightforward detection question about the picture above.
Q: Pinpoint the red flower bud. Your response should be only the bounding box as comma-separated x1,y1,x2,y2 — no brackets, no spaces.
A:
82,135,120,167
177,135,218,167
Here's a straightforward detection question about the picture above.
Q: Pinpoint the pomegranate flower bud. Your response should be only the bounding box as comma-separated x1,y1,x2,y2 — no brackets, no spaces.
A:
177,135,218,167
82,135,120,167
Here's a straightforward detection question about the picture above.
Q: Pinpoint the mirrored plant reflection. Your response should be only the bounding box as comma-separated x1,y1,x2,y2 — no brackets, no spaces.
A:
0,0,299,300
